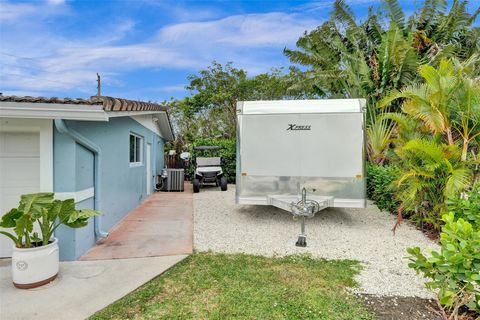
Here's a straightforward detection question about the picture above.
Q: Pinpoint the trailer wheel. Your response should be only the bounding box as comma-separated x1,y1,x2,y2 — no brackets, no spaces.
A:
220,177,227,191
193,179,200,193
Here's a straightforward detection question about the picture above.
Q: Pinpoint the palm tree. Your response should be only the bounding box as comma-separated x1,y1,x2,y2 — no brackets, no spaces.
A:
394,139,472,230
284,0,479,113
379,57,480,161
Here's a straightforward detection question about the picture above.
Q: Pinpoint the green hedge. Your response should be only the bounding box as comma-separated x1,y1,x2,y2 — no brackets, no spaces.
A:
366,163,400,214
188,138,236,183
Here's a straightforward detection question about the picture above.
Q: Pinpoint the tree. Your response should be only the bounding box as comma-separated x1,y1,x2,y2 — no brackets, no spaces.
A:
284,0,479,116
380,58,480,161
168,62,302,145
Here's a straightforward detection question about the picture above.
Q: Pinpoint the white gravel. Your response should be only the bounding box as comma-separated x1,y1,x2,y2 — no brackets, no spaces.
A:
193,186,439,298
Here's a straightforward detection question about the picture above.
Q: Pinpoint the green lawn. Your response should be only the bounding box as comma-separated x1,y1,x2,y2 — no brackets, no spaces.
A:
90,253,374,320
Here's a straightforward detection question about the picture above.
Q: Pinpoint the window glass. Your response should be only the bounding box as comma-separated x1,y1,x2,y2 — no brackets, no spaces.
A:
129,133,142,164
129,134,135,162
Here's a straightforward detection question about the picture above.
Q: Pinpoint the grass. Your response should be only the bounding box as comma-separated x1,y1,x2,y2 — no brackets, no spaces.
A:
90,252,374,320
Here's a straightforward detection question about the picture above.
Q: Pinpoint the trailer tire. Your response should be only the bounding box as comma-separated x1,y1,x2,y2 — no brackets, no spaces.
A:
193,179,200,193
220,177,227,191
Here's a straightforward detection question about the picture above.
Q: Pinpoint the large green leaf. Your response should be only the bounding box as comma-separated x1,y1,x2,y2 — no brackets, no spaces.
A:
52,199,76,224
19,193,54,219
64,209,101,228
14,214,33,238
0,208,23,228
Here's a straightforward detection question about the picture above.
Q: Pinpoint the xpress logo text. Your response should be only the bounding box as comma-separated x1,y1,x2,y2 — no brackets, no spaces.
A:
286,124,311,131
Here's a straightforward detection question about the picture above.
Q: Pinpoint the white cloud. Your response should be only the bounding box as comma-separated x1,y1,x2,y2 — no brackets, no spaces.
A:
47,0,65,5
154,84,188,92
0,0,69,22
0,2,321,97
158,12,318,47
0,2,37,21
297,0,376,12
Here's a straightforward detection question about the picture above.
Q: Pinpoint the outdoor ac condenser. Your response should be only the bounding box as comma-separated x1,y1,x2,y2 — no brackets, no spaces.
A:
235,99,366,209
161,168,185,192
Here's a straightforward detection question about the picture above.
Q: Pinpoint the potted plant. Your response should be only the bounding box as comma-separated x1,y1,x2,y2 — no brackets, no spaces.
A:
0,193,100,289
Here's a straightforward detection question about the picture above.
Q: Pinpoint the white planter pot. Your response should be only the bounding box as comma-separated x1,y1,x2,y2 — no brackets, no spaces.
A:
12,238,59,289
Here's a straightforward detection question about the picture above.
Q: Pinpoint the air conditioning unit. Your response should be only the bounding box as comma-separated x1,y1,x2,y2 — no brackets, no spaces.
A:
160,168,184,192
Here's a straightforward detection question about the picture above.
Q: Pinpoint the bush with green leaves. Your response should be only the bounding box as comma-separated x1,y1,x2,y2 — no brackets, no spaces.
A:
446,182,480,229
188,138,236,183
407,213,480,317
366,163,400,214
0,193,100,248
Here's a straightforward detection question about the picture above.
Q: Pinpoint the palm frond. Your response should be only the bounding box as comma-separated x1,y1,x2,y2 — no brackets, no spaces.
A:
445,167,472,196
383,0,406,33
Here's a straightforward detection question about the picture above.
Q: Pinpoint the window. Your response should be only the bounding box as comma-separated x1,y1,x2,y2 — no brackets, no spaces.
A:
129,133,143,166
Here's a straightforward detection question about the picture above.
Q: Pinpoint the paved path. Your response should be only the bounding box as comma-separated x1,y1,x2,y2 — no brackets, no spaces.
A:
81,185,193,260
0,255,187,320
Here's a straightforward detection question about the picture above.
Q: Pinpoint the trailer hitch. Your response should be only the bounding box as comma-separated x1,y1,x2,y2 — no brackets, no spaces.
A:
290,188,320,247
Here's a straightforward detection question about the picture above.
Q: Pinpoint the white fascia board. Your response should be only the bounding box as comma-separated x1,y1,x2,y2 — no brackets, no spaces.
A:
130,114,162,137
124,112,174,141
156,114,174,141
106,110,163,117
0,102,108,121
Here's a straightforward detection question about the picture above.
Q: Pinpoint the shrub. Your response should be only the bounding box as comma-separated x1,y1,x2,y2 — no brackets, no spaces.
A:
394,139,472,231
407,213,480,317
366,163,400,214
446,182,480,229
189,138,236,183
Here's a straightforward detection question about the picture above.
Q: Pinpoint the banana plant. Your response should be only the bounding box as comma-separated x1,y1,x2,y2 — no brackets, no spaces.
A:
0,193,100,248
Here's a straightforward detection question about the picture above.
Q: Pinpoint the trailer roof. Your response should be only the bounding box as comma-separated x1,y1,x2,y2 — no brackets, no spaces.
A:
237,99,366,114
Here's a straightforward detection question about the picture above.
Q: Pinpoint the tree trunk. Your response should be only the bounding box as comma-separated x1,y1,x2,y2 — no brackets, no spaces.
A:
461,138,469,162
446,127,454,145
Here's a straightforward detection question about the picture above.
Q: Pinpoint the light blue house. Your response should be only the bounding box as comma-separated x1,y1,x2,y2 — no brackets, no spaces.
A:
0,95,174,260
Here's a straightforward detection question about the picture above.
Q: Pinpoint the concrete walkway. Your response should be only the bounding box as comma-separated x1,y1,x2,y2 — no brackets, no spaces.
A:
81,185,193,260
0,255,187,320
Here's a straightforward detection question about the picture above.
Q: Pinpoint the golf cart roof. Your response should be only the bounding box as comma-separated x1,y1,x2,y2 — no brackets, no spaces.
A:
193,146,220,150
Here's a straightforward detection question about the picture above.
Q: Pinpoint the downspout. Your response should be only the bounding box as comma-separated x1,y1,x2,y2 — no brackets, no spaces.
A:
54,119,109,238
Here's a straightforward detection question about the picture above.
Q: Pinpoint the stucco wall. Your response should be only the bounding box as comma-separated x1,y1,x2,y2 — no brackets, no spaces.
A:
54,116,165,260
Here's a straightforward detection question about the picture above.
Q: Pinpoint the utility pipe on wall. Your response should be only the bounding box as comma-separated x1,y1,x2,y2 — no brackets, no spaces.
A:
54,119,109,238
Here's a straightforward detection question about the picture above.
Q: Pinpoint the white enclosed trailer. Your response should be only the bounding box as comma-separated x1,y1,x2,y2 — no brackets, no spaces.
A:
236,99,366,245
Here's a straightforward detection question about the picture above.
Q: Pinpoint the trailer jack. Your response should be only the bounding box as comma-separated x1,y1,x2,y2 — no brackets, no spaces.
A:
290,188,321,247
266,189,332,247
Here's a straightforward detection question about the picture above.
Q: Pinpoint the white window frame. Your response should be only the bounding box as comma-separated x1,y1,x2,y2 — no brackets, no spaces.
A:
129,132,143,167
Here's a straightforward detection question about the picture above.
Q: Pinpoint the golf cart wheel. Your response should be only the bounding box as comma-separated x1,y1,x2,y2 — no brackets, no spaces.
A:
193,179,200,193
220,177,227,191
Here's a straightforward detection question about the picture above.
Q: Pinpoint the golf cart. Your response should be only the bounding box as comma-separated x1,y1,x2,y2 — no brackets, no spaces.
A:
192,146,227,193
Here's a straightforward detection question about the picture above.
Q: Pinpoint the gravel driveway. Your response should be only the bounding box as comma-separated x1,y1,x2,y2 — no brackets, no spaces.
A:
193,186,439,298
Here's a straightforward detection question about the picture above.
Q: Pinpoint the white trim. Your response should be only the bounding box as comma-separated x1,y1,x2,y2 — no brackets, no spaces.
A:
0,102,108,121
0,118,53,192
129,162,143,167
107,111,164,117
55,187,94,203
0,101,174,140
130,114,162,137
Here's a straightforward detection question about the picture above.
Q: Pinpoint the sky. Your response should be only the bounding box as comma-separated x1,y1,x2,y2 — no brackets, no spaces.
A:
0,0,477,102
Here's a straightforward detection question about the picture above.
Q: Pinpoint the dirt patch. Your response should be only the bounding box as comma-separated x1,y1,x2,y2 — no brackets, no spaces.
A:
356,294,442,320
